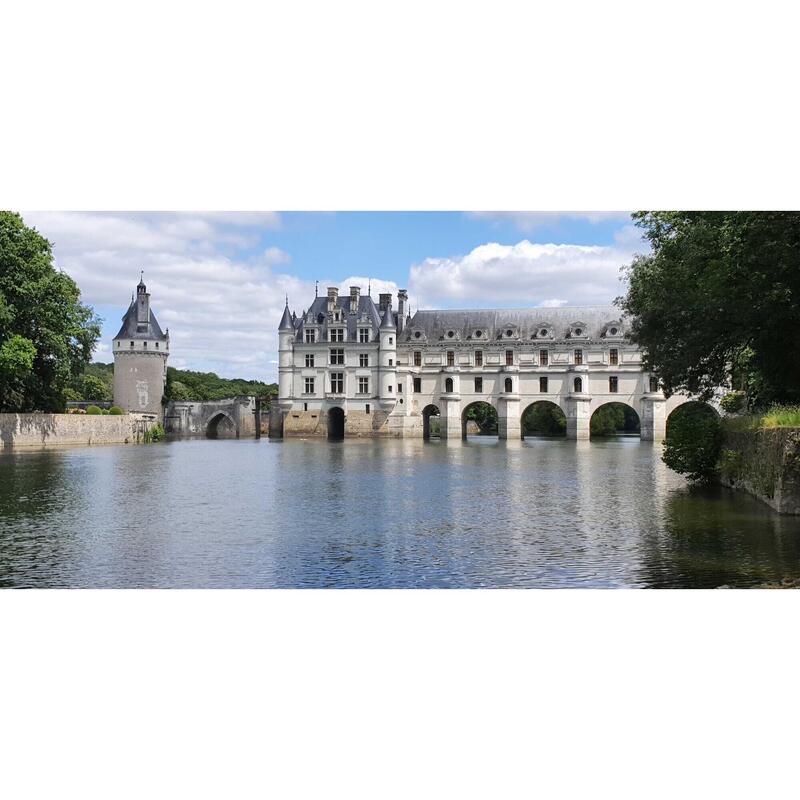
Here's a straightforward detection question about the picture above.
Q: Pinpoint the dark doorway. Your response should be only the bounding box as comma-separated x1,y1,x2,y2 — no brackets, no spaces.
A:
207,412,237,439
422,404,441,440
328,406,345,440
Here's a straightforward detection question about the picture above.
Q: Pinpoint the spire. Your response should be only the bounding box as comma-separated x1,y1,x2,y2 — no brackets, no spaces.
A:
278,301,294,331
315,280,319,298
380,302,396,330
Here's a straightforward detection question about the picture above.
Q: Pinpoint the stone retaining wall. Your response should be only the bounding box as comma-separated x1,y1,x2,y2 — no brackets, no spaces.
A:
0,413,156,451
719,427,800,514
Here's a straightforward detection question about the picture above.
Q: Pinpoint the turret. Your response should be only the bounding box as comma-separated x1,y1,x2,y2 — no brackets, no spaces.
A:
379,299,397,409
278,299,295,409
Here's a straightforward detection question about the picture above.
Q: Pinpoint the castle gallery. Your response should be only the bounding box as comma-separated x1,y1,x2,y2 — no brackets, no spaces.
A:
112,279,691,440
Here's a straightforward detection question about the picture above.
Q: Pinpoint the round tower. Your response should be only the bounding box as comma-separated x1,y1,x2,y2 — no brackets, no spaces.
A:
277,299,295,410
378,297,397,410
112,274,169,418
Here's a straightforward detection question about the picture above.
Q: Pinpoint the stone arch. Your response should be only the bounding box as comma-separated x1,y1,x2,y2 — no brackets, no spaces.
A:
521,400,567,438
206,411,238,439
422,404,441,440
665,400,719,437
590,401,641,438
327,406,345,440
461,400,497,439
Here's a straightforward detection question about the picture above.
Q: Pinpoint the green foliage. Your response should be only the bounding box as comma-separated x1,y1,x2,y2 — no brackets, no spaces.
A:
522,402,566,435
143,423,165,443
718,449,744,482
590,403,639,436
163,366,277,403
0,211,101,412
464,402,497,434
663,403,723,482
720,391,746,413
621,211,800,405
76,373,112,402
108,405,124,415
85,404,102,415
761,405,800,428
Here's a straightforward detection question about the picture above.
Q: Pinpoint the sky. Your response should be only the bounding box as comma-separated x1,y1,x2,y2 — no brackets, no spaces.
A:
20,211,646,383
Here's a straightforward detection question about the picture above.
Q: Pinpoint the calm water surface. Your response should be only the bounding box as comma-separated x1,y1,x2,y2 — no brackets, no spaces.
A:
2,436,800,588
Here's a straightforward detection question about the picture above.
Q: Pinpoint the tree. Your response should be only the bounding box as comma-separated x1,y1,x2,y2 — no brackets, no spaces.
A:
522,402,566,435
0,211,101,411
620,212,800,405
77,374,112,402
662,404,722,483
590,403,626,436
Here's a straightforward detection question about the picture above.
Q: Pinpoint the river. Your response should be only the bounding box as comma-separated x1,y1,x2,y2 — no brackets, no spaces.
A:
1,436,799,588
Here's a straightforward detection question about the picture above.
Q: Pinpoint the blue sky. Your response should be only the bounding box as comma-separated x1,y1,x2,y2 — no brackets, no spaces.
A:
21,211,643,382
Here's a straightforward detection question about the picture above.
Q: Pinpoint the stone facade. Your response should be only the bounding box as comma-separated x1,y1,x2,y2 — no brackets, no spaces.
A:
277,289,694,440
0,413,157,450
164,396,259,438
112,276,169,419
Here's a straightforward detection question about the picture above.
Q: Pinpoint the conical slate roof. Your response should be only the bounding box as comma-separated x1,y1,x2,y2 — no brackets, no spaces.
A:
380,303,396,329
278,303,294,331
113,301,167,341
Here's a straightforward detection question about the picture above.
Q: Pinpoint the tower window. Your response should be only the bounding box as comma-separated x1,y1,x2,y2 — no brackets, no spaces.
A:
414,351,422,366
143,341,147,348
574,348,582,365
388,358,393,366
539,349,548,366
389,337,393,345
609,376,618,393
413,377,421,393
540,376,548,393
609,348,619,366
475,350,483,366
447,351,455,366
505,350,513,366
366,404,370,414
155,342,159,349
130,341,134,348
398,383,403,393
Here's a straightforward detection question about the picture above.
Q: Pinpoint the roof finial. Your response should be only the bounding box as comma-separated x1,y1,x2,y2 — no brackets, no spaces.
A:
285,293,289,307
315,280,319,298
368,278,371,297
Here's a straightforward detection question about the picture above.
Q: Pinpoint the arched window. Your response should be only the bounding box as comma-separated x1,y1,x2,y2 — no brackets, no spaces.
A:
445,377,454,393
574,377,582,393
649,376,658,393
504,377,513,393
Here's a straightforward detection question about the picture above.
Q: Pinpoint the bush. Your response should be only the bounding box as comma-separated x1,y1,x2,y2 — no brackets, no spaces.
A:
720,391,746,413
143,423,165,443
760,405,800,428
85,405,102,415
718,449,744,482
663,405,723,482
108,406,124,415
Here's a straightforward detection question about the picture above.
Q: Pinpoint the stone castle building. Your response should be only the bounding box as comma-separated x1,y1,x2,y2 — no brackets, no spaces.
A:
113,275,169,418
277,285,693,440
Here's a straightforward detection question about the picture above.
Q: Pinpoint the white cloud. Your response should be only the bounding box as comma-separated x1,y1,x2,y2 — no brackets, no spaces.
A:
538,298,568,307
263,246,291,265
466,211,631,232
408,239,640,309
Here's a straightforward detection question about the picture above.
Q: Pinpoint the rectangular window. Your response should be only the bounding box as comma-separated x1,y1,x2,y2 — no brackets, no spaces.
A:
609,348,619,366
413,377,421,393
330,348,344,365
365,404,370,414
506,349,514,366
475,350,483,366
388,385,393,393
574,348,583,366
358,377,369,394
303,402,308,412
414,351,422,366
398,383,403,393
539,349,548,366
389,337,393,345
304,377,315,394
540,376,548,393
305,353,315,368
143,341,147,348
609,376,618,393
649,376,658,393
359,353,369,367
359,328,370,343
305,329,316,343
330,373,344,394
330,328,344,342
475,377,483,393
447,351,455,366
155,342,159,349
389,358,393,366
130,341,134,348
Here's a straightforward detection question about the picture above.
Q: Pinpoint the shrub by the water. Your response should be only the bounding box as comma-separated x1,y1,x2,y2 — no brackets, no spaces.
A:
143,423,165,443
720,391,746,413
663,405,723,482
108,406,124,415
85,405,102,415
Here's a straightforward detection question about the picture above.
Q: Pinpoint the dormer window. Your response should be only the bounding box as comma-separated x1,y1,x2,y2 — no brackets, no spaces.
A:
305,329,316,343
539,328,548,337
359,328,370,343
506,329,513,337
574,328,582,336
414,331,422,339
474,330,482,338
609,327,618,336
330,328,344,342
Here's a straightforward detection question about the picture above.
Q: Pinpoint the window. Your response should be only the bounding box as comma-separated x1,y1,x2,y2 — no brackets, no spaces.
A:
130,341,134,348
539,349,548,366
446,351,455,366
330,348,344,365
445,377,454,393
330,373,344,394
609,376,618,393
475,377,483,393
330,328,344,342
574,377,583,393
609,348,619,366
413,377,422,393
414,331,422,339
143,341,147,348
398,383,403,393
540,376,548,393
304,377,315,394
305,353,315,368
388,385,393,393
574,349,583,365
475,350,483,366
303,402,308,411
389,337,393,345
359,328,370,343
359,353,369,367
155,342,159,349
505,349,514,366
358,377,369,394
389,358,393,366
504,377,513,393
413,351,422,366
505,329,513,337
649,376,658,393
446,330,455,338
365,404,370,414
305,329,316,343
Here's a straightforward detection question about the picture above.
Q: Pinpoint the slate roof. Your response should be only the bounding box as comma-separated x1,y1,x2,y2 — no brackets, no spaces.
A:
287,294,388,342
404,305,627,342
113,301,168,341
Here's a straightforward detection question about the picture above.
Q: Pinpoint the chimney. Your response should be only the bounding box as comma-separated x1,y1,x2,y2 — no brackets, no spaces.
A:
397,289,408,332
349,285,361,313
379,293,392,313
327,286,339,312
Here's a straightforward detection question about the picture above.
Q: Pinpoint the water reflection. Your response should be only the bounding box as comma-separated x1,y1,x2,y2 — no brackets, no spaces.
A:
1,437,799,588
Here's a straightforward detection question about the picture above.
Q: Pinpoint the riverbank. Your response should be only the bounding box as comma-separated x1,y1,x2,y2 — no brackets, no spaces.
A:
718,427,800,514
0,412,158,450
